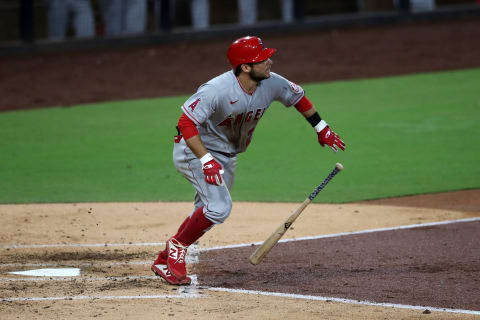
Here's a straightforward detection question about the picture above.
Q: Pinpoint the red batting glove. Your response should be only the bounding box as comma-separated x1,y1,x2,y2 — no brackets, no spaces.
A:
200,153,223,186
317,125,345,153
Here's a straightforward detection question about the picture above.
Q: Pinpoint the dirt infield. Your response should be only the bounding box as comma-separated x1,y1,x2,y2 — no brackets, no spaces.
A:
197,220,480,311
0,196,479,319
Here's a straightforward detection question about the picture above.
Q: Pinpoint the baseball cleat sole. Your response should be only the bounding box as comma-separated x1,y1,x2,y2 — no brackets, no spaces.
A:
151,264,191,286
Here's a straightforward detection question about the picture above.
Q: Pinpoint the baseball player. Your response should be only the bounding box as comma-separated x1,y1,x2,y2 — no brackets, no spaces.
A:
151,36,345,285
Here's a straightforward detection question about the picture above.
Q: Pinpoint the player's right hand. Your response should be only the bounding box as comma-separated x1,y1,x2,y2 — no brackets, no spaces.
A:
202,159,224,186
317,126,345,152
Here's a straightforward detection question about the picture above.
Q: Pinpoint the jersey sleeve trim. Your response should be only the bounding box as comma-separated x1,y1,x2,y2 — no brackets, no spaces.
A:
290,92,305,107
178,113,199,139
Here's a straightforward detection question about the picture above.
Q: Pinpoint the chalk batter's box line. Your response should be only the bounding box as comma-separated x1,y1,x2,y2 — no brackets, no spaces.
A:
0,275,159,282
0,259,199,269
1,217,478,250
2,218,478,270
207,287,480,316
2,284,479,315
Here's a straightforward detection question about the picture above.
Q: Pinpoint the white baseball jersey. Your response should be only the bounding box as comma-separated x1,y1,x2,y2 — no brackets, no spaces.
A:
181,71,304,154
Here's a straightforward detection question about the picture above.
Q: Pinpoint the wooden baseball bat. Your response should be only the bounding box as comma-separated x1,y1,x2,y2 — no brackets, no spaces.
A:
249,163,344,265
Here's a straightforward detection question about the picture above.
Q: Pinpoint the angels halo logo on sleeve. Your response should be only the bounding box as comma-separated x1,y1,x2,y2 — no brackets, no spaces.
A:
288,81,301,93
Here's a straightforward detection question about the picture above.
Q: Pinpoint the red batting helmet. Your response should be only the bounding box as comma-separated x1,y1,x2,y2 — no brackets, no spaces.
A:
227,36,276,69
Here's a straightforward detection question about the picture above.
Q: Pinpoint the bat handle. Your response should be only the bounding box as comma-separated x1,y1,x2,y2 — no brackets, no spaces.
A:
308,163,343,201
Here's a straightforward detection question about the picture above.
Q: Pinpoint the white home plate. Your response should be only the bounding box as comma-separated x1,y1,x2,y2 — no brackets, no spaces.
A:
9,268,80,277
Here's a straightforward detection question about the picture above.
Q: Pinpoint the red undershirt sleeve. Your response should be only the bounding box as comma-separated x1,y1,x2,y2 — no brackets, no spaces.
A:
294,96,313,113
178,113,199,139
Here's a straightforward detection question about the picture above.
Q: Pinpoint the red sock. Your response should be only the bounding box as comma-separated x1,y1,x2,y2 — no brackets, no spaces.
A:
174,215,191,238
175,206,214,246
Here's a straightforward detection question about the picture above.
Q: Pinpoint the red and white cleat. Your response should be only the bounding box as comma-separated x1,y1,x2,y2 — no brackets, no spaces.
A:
151,263,191,286
166,237,188,280
153,249,168,265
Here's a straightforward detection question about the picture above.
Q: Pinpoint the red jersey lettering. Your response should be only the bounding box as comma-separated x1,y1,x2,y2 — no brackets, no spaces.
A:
234,113,243,125
245,111,253,122
254,108,265,121
218,116,233,127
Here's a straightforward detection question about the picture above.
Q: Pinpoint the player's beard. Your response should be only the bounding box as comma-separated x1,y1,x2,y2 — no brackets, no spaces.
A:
249,68,270,82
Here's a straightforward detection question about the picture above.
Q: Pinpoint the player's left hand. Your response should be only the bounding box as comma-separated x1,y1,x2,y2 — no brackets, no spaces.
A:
317,126,345,152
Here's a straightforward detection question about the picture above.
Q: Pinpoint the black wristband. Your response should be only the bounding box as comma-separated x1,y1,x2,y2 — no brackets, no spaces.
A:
306,112,322,127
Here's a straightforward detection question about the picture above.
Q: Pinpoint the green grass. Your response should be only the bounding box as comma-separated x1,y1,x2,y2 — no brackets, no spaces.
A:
1,68,479,204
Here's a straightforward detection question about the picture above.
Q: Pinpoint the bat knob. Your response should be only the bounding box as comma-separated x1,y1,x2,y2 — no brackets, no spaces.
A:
335,163,344,171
